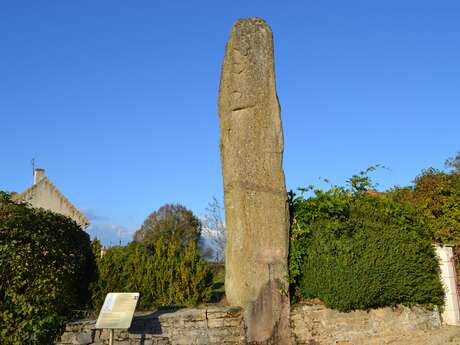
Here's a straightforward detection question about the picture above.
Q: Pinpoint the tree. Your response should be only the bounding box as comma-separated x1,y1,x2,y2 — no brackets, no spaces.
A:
390,167,460,244
90,239,213,309
133,203,201,247
201,197,226,262
91,238,103,259
445,150,460,173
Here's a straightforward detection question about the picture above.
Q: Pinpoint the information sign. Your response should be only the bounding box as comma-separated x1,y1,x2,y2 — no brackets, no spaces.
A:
95,292,139,329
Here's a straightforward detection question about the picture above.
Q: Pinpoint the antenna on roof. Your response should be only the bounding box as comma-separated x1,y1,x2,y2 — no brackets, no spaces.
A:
31,158,36,180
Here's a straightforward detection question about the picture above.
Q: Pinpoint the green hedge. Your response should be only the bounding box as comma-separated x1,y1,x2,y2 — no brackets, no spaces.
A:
0,192,95,345
90,239,213,310
289,184,445,312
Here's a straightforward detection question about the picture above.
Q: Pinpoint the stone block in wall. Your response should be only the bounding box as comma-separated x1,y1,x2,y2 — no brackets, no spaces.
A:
207,318,224,328
115,330,129,340
57,319,96,345
159,308,208,322
74,332,93,345
150,338,172,345
206,306,242,319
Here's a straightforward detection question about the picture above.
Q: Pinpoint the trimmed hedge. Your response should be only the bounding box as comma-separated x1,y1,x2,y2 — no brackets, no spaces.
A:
289,185,445,312
0,192,95,345
90,239,213,310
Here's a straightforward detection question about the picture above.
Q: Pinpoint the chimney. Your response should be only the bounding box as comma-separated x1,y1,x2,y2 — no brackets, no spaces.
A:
34,168,45,185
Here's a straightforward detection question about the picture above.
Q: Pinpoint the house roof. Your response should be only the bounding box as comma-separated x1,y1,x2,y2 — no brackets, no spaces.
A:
366,189,385,196
12,176,90,228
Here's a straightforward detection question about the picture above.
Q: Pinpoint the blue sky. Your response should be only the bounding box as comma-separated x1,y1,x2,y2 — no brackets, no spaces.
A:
1,1,459,246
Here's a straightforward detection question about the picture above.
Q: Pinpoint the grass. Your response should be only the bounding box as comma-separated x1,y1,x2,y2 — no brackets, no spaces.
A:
208,264,226,304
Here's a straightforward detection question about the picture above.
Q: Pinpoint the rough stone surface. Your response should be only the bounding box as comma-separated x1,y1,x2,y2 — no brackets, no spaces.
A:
290,304,454,345
56,305,460,345
218,17,290,344
56,307,244,345
159,307,246,344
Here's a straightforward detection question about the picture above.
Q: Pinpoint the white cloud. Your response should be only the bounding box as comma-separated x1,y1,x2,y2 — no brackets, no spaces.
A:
87,222,136,247
81,208,110,221
83,209,136,247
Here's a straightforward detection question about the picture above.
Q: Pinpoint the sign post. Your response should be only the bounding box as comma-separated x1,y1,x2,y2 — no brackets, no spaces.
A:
95,293,139,345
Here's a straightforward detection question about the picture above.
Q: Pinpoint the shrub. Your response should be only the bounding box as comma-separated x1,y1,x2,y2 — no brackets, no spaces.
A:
90,239,213,310
390,168,460,244
289,175,444,312
0,192,95,345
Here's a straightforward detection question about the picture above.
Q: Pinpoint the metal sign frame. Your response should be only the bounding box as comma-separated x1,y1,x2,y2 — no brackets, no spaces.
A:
95,292,140,345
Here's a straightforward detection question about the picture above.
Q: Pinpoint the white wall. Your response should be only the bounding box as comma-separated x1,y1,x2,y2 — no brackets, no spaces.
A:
435,244,460,326
23,181,88,229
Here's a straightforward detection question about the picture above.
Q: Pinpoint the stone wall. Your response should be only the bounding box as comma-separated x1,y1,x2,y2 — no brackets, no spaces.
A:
291,304,442,345
57,304,444,345
56,306,245,345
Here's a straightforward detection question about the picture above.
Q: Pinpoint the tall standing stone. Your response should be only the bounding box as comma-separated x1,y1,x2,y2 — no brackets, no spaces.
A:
218,18,291,344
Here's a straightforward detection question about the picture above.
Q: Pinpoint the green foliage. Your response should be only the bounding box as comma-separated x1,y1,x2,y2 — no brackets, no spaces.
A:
93,202,213,309
390,168,460,244
90,238,103,260
0,192,95,345
91,203,212,311
289,173,444,312
90,239,213,310
133,203,201,247
208,264,225,303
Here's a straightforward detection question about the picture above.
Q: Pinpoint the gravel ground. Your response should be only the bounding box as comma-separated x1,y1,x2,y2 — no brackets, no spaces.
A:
332,326,460,345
